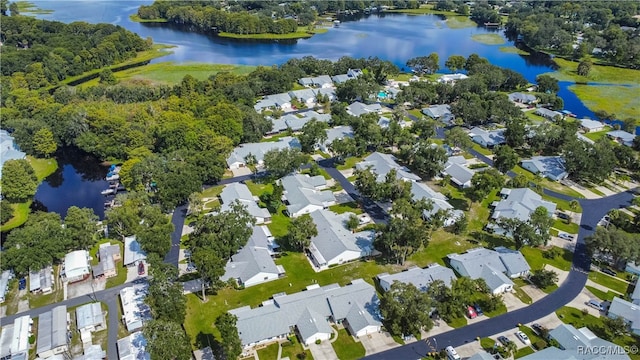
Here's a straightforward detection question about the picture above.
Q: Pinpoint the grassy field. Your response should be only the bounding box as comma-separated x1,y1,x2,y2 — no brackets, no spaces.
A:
256,342,280,360
521,246,572,271
499,46,530,56
552,219,580,234
128,14,168,23
583,129,611,142
471,34,506,45
585,285,620,302
29,156,58,182
184,251,402,348
570,84,639,122
83,62,256,87
587,272,629,294
281,336,313,360
336,155,367,170
266,206,291,238
15,1,53,14
1,201,32,232
218,26,328,40
545,58,640,85
328,202,363,215
332,328,366,360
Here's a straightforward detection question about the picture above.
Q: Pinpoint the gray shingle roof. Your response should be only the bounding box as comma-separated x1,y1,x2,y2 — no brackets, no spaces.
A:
308,210,374,266
124,236,147,266
346,102,382,117
76,302,104,330
508,92,536,103
37,305,67,355
607,297,640,332
289,89,317,102
219,183,271,221
378,264,457,292
469,127,506,147
227,136,301,168
356,152,421,182
442,163,474,187
0,130,26,178
491,188,556,223
608,130,636,146
93,244,119,277
448,247,530,292
221,226,281,287
580,119,604,130
324,126,354,147
495,247,531,277
281,175,336,215
410,181,459,220
29,266,53,292
344,302,380,334
535,107,562,119
521,156,568,180
296,307,333,342
421,104,452,119
230,279,380,346
549,324,629,359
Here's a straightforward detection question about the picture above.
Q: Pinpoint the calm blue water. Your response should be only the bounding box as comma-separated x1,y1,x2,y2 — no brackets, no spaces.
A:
28,1,604,218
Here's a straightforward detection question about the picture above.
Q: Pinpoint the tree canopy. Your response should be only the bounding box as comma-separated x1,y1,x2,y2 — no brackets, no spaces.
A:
1,159,38,202
379,282,434,337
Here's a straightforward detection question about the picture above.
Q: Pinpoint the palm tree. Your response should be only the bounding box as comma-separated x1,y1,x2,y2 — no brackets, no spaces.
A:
569,200,579,211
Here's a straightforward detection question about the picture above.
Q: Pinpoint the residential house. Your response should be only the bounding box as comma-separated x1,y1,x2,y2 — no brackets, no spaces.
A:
332,68,364,84
307,210,375,270
410,181,463,226
221,226,285,288
520,156,568,181
298,75,334,88
288,89,318,107
29,265,54,294
627,262,640,277
632,282,640,305
442,156,474,188
0,270,12,303
356,152,421,182
377,264,457,292
76,302,106,333
313,87,337,102
421,104,455,125
438,73,468,84
468,127,506,148
254,93,292,112
74,344,106,360
346,102,382,117
63,250,90,283
385,87,401,99
320,125,354,153
448,247,531,294
377,116,411,129
117,332,150,360
219,183,271,224
123,236,147,267
579,119,606,133
0,130,26,178
607,130,636,147
120,284,152,332
229,279,381,348
270,111,331,134
226,136,301,169
36,305,68,359
508,92,537,104
92,243,121,279
607,297,640,336
535,107,563,120
0,315,31,359
281,174,336,217
525,324,631,360
489,188,556,235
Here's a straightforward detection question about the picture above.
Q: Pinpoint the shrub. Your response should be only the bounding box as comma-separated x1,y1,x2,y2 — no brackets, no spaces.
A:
534,340,547,350
315,339,321,344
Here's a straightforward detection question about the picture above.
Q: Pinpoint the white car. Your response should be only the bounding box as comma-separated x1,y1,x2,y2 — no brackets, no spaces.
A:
516,331,531,345
558,232,574,241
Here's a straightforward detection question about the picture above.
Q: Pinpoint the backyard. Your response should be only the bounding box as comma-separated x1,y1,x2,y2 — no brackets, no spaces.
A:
332,328,365,360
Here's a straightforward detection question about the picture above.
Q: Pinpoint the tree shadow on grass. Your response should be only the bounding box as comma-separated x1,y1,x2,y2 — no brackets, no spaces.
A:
194,331,224,359
470,231,515,249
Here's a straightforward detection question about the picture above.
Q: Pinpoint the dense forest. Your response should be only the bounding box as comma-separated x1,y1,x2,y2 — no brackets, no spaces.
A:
0,15,150,86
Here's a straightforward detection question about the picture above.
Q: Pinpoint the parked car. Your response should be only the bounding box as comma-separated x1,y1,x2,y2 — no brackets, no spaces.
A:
473,303,484,316
601,268,617,276
557,212,570,220
18,278,26,291
558,232,574,241
445,346,461,360
587,299,604,311
531,323,547,338
138,262,145,276
467,306,477,319
497,336,511,346
516,331,531,345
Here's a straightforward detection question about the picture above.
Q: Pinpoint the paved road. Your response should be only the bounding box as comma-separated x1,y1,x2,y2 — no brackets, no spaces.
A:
364,190,635,359
165,204,188,266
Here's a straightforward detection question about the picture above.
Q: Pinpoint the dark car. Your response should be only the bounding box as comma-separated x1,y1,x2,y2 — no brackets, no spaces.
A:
497,336,511,346
557,212,570,220
138,262,145,276
602,268,617,277
531,323,547,338
473,303,484,316
18,278,26,290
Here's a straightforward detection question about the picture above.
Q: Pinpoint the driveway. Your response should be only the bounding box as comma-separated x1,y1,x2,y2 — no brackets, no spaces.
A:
360,332,399,356
308,340,338,360
503,292,528,312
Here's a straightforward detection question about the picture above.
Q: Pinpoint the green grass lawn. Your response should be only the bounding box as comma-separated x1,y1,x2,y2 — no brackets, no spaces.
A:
583,129,611,142
245,180,274,197
280,336,313,360
447,316,467,328
28,156,58,181
409,109,424,119
0,201,32,232
588,272,629,294
256,342,280,360
545,58,640,85
385,4,476,28
552,219,580,234
200,185,224,200
328,202,363,215
106,265,128,289
480,337,496,351
540,193,582,213
521,246,572,271
471,34,506,45
336,155,366,170
499,46,530,55
514,346,535,359
585,285,620,302
540,283,559,294
261,132,294,143
471,143,493,156
332,328,365,360
523,111,548,123
184,252,400,348
570,84,640,123
513,286,533,305
266,206,291,238
28,266,63,309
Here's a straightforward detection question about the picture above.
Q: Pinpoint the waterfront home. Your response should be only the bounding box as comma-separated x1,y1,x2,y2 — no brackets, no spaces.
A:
468,127,506,148
219,183,271,224
229,279,381,348
307,209,374,270
508,92,537,104
377,264,457,292
579,118,606,133
281,174,336,217
226,136,301,169
298,75,334,88
221,226,284,288
520,156,568,181
607,130,636,147
356,152,421,182
488,188,556,235
535,107,563,120
438,73,468,84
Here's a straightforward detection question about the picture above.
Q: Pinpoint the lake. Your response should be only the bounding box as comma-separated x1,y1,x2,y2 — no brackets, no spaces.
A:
28,1,596,218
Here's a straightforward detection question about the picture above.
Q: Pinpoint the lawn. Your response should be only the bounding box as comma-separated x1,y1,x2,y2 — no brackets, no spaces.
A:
518,325,546,347
499,46,530,56
587,272,629,294
520,246,572,271
184,251,400,348
540,193,582,213
245,180,274,197
552,219,580,234
385,4,477,29
332,328,365,360
218,26,328,40
471,34,506,45
328,202,363,215
336,155,366,170
447,316,467,329
29,276,64,309
471,143,493,156
583,129,611,142
514,347,535,359
570,84,640,123
261,132,294,143
523,111,548,123
106,265,128,289
28,156,58,182
513,286,533,305
585,285,620,302
0,201,32,231
256,343,280,360
280,336,313,360
266,206,291,238
545,58,640,85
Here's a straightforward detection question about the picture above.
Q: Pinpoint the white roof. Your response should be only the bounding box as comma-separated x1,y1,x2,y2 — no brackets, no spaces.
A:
308,209,374,266
64,250,90,279
123,236,147,266
37,306,67,355
0,315,31,358
117,332,150,360
76,302,104,330
120,285,152,331
226,137,301,167
580,119,604,130
491,188,556,223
